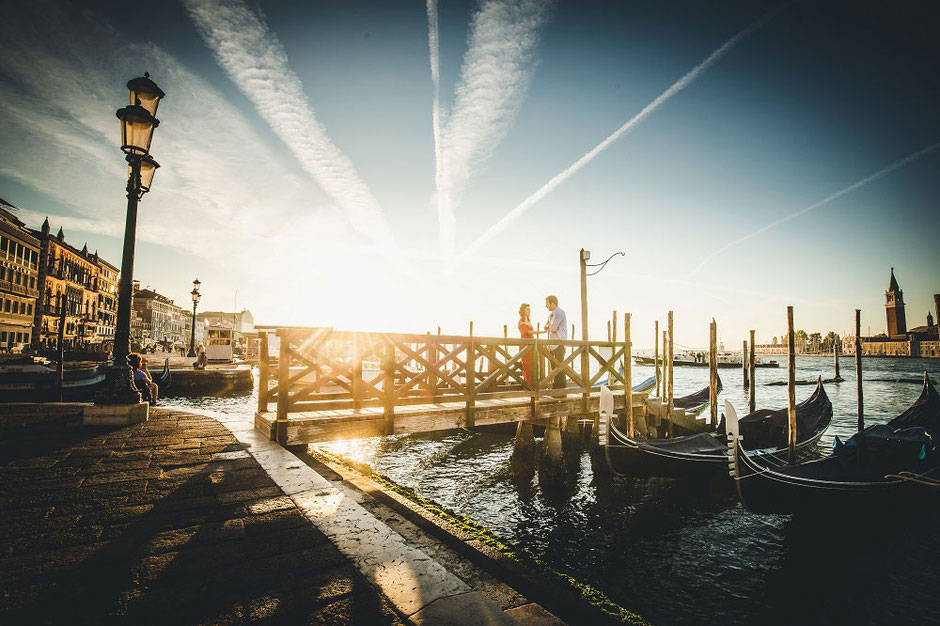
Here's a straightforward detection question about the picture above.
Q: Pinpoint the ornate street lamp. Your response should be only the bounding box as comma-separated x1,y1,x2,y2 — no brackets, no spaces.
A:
98,73,165,405
187,279,201,358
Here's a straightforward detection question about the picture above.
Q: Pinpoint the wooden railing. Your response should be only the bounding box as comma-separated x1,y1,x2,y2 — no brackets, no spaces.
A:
256,326,633,442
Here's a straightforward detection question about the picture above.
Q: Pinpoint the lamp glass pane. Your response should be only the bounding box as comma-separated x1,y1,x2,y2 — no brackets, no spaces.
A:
139,160,157,190
132,90,161,117
122,116,154,154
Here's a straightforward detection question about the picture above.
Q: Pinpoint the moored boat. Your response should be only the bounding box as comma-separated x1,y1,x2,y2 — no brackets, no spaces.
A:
729,373,940,514
604,378,831,479
634,353,780,368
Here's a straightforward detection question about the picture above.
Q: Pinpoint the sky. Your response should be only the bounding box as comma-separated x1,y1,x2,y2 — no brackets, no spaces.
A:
1,0,938,348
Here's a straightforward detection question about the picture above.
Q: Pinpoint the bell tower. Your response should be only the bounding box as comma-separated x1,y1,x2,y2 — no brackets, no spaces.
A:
885,267,907,337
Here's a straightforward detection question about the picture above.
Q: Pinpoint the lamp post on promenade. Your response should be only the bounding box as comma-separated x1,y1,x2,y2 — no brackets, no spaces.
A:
98,73,165,404
188,279,201,357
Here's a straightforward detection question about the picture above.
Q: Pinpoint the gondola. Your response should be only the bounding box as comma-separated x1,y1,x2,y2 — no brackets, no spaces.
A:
603,378,831,479
595,372,657,393
729,373,940,514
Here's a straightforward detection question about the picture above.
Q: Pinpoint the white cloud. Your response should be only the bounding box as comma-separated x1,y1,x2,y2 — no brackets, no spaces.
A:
463,6,784,258
435,0,551,257
182,0,396,250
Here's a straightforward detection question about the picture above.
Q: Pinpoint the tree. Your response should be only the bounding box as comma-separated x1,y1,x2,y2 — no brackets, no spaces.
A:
809,332,822,352
822,331,840,353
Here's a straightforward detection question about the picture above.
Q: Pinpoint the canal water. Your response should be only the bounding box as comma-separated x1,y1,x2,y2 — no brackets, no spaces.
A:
166,356,940,625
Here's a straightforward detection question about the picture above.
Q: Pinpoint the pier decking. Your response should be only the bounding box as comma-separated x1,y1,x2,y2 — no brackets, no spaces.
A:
254,327,644,445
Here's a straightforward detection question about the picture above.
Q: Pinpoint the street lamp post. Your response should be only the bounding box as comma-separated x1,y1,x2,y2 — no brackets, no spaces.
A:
188,279,201,357
98,73,165,405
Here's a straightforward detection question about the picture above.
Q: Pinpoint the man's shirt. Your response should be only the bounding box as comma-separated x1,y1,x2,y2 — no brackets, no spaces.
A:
546,307,568,348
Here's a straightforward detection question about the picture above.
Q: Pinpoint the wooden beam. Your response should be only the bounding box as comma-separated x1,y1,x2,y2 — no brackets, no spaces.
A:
654,320,660,397
257,331,269,413
787,306,797,463
625,312,633,436
667,310,674,437
277,329,291,444
742,340,749,389
749,329,756,414
855,309,864,431
467,322,476,428
709,319,718,428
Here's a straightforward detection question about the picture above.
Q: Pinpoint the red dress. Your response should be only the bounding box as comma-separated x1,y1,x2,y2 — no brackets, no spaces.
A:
518,319,534,383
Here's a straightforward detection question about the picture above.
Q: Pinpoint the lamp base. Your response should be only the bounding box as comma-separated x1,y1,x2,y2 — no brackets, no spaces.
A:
84,402,149,426
96,362,142,405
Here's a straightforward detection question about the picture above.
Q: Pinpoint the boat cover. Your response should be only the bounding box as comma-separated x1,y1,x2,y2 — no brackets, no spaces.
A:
673,375,722,409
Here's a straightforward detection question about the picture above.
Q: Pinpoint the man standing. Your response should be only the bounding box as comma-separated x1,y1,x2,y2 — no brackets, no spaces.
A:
538,295,567,389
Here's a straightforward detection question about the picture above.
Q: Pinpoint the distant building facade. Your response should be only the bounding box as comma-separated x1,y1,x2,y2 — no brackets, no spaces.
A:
29,219,118,351
130,284,186,349
842,269,939,358
0,199,40,352
196,309,254,335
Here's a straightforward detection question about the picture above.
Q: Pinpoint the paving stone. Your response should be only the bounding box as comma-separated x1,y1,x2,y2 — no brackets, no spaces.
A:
0,407,402,625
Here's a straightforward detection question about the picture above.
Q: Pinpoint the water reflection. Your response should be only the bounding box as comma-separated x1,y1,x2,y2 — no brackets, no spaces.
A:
166,357,940,624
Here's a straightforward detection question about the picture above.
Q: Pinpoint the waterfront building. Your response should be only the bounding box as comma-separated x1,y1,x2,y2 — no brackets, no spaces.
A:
0,199,40,352
130,284,187,349
841,269,939,357
29,219,114,351
94,257,119,348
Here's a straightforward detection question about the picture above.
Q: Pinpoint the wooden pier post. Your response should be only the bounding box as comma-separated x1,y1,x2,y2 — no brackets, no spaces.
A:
466,322,476,428
742,340,749,390
709,319,718,428
749,329,756,414
787,306,797,463
855,309,864,431
352,333,363,411
625,312,633,436
382,338,396,435
654,320,660,397
612,310,618,342
503,325,508,339
667,311,674,437
276,329,290,444
607,321,611,342
257,332,269,413
834,339,842,381
531,323,541,421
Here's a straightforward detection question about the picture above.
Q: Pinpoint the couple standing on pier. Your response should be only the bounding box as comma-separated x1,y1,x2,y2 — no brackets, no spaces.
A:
518,295,567,388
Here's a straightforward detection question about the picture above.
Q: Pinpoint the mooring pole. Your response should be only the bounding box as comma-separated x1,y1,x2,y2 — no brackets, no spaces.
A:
654,320,660,397
834,338,841,381
625,312,633,436
787,306,797,463
749,329,756,414
742,340,748,390
709,319,718,428
855,309,864,431
667,310,674,438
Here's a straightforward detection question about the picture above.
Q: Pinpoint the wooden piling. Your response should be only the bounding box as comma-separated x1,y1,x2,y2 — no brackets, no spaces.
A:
834,339,842,381
503,324,508,339
787,306,797,463
531,323,541,421
382,339,396,435
625,312,634,437
662,330,668,397
277,329,290,444
855,309,864,431
748,329,756,414
709,319,718,428
654,320,660,397
742,340,749,390
352,333,363,410
466,321,476,428
257,332,269,413
607,320,611,342
667,311,674,437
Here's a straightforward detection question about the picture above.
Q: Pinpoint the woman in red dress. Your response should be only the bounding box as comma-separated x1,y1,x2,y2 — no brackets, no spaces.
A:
518,303,534,383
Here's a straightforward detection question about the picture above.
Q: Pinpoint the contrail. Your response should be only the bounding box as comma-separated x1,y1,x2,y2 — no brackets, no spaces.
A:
691,141,940,275
183,0,396,248
463,5,785,258
436,0,551,258
426,0,443,212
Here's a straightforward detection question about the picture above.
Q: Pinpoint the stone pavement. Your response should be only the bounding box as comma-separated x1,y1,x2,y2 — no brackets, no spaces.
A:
0,404,403,624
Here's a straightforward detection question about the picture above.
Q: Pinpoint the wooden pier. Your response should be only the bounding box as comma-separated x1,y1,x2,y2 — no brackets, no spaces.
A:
254,326,646,445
